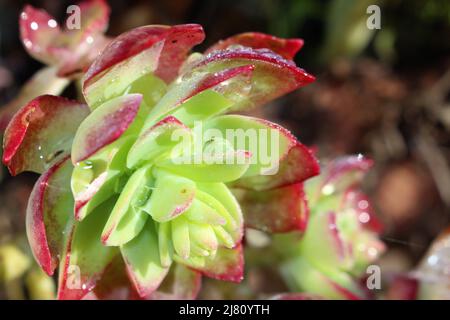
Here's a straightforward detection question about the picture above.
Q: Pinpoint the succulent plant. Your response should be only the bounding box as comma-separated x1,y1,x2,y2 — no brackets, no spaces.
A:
0,0,110,132
276,156,385,299
2,12,320,298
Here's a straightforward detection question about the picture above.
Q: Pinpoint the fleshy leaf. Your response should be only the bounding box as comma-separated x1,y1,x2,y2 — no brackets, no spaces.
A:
158,222,173,267
148,263,202,300
0,67,69,133
234,183,309,233
92,255,140,300
143,170,196,222
188,46,315,110
300,211,353,271
179,244,244,283
127,116,192,169
145,65,254,126
71,94,142,164
205,32,304,60
72,137,132,220
189,223,219,253
171,66,254,126
58,198,118,300
185,199,226,226
3,95,89,175
158,150,251,183
281,256,364,300
20,5,62,65
84,24,204,85
172,216,191,259
101,165,152,246
232,142,320,191
171,264,202,299
121,221,170,298
26,156,74,276
197,182,243,243
204,115,297,177
83,24,204,108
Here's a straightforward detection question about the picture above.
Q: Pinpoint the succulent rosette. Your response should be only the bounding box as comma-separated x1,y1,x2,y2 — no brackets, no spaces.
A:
0,0,110,132
276,156,385,299
3,23,319,299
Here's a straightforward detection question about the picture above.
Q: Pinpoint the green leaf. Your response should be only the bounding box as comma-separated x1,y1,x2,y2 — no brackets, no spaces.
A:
71,136,133,221
158,150,250,183
26,157,74,276
83,42,164,109
197,183,243,243
142,170,195,222
57,198,118,300
185,199,226,226
195,187,241,245
204,115,295,177
127,116,192,169
300,211,353,273
189,223,218,253
158,222,173,267
101,165,153,246
281,256,363,300
170,90,233,126
121,221,170,298
71,94,142,164
171,216,191,260
142,65,253,129
178,244,244,283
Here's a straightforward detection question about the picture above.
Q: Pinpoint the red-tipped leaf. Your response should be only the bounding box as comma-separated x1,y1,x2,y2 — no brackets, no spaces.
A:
26,156,74,276
3,95,89,175
206,32,303,60
235,183,309,233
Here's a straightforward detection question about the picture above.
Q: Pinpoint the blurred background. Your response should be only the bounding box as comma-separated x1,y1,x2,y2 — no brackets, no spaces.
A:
0,0,450,299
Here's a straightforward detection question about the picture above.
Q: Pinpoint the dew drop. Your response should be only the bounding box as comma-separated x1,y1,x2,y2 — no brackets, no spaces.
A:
23,39,32,48
368,247,378,257
322,184,335,195
358,212,370,224
48,19,57,28
428,255,439,266
358,200,369,210
30,21,38,31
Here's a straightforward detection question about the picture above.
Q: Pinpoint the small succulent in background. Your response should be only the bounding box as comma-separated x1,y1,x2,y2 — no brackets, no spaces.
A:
276,156,385,299
0,0,111,133
2,1,319,298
